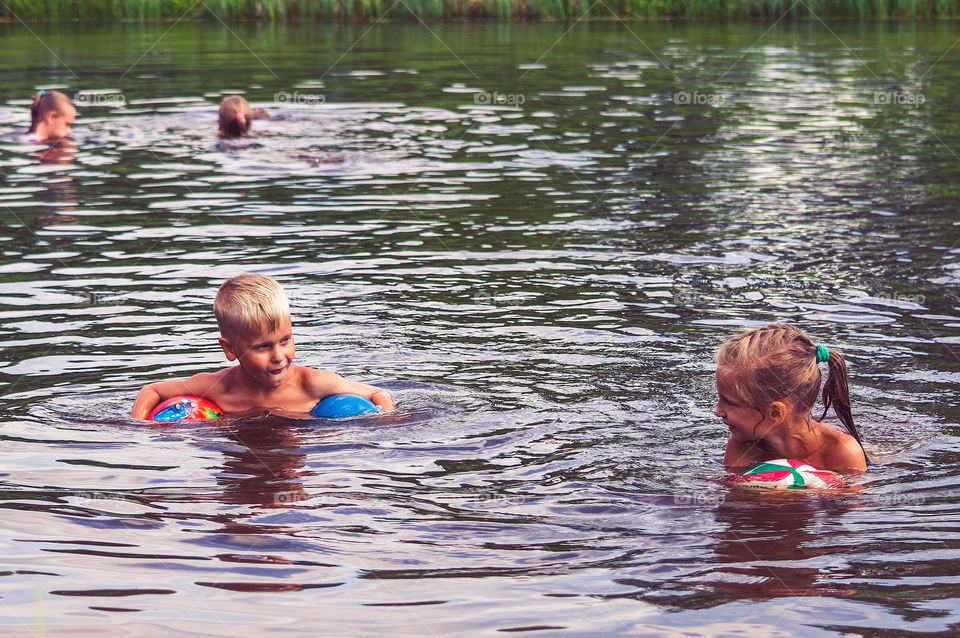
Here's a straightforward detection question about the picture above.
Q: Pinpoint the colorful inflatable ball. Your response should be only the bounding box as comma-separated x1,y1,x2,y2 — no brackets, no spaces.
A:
728,458,844,490
149,395,225,422
310,394,379,418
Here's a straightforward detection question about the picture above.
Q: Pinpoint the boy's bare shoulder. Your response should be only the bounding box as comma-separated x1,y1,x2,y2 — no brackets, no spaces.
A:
191,369,226,381
187,368,229,386
294,365,341,391
175,368,235,398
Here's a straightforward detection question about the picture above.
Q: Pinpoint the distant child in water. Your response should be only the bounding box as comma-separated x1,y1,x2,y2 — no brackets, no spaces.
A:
715,323,867,473
217,95,269,138
131,273,395,419
28,90,76,143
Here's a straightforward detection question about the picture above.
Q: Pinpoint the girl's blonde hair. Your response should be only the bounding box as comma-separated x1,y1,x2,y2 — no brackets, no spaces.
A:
218,95,253,138
716,323,865,454
29,90,73,134
214,273,290,341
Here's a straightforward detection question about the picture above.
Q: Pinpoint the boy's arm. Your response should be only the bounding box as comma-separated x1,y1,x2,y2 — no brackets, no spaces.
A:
304,369,395,411
130,373,223,420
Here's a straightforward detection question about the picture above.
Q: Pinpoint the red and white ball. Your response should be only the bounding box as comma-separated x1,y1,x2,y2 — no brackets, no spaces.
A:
729,458,844,490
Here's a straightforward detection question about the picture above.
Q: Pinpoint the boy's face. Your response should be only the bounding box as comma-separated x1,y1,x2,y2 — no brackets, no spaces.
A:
220,316,295,389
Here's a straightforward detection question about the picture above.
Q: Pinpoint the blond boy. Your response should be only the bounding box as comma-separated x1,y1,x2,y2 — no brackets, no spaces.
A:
132,274,395,419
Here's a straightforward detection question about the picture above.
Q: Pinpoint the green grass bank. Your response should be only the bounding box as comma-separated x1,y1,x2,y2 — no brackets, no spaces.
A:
3,0,959,20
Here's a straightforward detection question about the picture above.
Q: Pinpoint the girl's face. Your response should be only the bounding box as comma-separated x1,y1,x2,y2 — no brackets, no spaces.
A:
43,104,76,140
715,368,769,442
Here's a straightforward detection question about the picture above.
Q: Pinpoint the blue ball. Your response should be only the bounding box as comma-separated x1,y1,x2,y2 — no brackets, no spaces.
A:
310,394,380,419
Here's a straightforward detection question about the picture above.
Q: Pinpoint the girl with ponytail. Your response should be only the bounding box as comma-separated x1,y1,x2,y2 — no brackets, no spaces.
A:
28,90,76,143
715,324,867,473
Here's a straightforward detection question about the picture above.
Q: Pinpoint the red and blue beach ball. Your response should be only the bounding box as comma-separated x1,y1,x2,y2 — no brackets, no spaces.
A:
149,396,224,422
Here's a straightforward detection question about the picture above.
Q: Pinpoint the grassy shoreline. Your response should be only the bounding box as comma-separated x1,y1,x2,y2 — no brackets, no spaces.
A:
2,0,958,20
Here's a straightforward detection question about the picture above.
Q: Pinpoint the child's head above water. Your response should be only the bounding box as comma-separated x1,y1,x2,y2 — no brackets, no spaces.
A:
29,90,76,141
715,323,866,471
218,95,254,138
213,273,290,343
130,273,396,419
717,323,834,421
214,273,295,391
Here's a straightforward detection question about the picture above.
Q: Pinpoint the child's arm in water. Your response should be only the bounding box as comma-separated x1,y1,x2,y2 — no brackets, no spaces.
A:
303,368,395,411
131,372,223,420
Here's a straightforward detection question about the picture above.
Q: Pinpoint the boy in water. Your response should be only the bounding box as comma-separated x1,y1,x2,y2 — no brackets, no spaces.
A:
131,274,395,419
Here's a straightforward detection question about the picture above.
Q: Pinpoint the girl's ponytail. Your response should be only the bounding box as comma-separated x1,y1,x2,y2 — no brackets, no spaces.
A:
820,350,867,459
29,91,46,133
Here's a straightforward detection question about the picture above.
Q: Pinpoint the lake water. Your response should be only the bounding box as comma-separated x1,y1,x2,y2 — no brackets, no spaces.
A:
1,18,959,636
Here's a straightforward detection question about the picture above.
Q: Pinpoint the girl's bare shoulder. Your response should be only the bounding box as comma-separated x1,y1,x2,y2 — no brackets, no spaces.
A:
814,421,867,472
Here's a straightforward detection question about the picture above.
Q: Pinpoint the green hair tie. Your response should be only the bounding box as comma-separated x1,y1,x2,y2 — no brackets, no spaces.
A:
815,344,829,363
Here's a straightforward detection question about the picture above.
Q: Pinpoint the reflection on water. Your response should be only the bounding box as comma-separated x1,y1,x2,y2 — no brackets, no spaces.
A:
0,18,959,636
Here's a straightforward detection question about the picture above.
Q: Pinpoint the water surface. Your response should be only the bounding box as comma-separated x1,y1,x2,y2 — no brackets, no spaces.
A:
0,19,959,636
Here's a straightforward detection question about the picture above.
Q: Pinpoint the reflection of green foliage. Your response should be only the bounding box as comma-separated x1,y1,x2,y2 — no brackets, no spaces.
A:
2,0,960,19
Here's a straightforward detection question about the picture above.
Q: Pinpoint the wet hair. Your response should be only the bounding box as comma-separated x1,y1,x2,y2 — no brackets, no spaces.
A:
218,95,254,138
214,273,290,341
29,90,74,134
716,323,866,456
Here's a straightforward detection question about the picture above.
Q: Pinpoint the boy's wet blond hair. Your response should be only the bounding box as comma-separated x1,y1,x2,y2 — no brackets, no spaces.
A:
716,323,865,455
214,274,290,341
